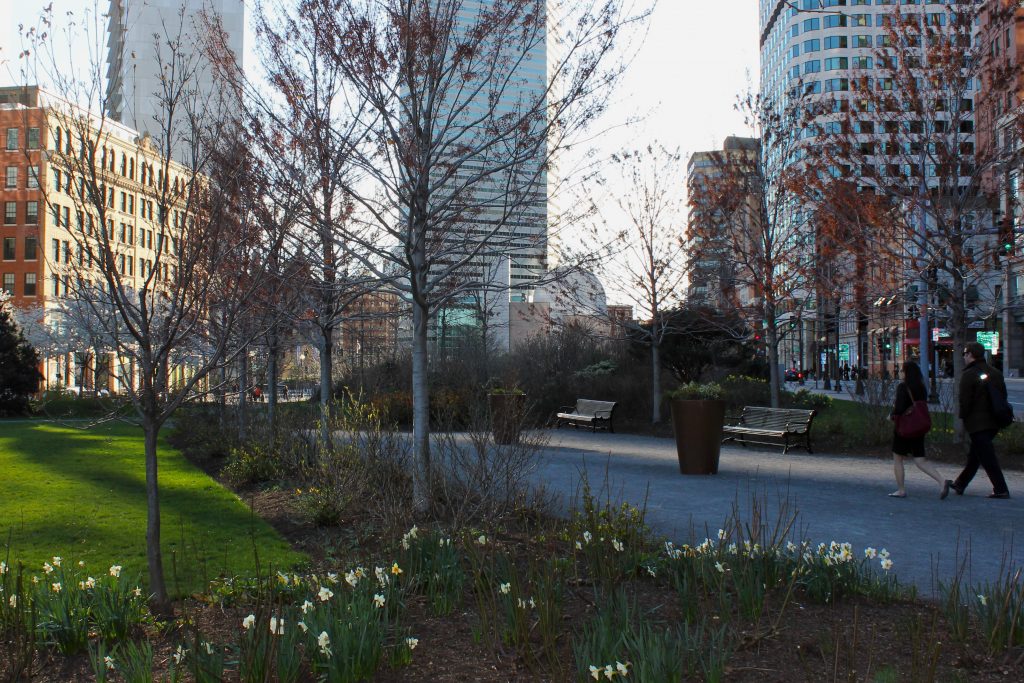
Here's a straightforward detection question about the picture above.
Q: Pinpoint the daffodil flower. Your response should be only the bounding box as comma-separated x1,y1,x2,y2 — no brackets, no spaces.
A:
373,593,386,608
0,561,6,575
326,572,339,584
104,655,115,670
476,534,487,545
500,582,511,595
85,577,95,589
317,631,331,654
298,621,308,633
616,661,630,676
109,565,122,578
318,586,334,602
52,556,61,567
406,636,418,650
880,558,893,571
301,600,314,614
391,562,403,576
583,531,592,544
43,563,53,574
242,614,255,630
269,616,284,635
8,595,17,607
51,582,61,593
173,645,186,664
978,594,988,606
589,665,601,680
611,539,624,552
715,562,725,573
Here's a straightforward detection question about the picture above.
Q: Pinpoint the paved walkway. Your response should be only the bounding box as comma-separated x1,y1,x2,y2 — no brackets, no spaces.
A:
532,430,1024,596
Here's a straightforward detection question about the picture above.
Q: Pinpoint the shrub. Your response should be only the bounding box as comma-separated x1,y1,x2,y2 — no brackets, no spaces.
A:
787,389,833,410
223,444,282,487
666,382,725,401
719,375,771,409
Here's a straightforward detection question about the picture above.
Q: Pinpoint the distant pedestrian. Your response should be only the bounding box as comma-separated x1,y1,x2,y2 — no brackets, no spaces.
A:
888,361,948,499
948,343,1011,499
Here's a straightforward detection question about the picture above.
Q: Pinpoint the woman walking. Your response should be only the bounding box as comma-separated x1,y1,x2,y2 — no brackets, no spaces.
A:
889,361,950,499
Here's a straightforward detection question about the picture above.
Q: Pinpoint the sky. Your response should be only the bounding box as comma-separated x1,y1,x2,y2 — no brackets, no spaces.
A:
0,0,760,302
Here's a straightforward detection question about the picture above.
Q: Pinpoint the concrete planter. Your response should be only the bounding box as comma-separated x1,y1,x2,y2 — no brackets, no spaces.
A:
670,399,726,475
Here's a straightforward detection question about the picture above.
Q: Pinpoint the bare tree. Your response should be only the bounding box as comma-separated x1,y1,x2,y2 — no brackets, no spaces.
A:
587,144,687,423
688,93,818,408
218,0,647,505
19,6,283,612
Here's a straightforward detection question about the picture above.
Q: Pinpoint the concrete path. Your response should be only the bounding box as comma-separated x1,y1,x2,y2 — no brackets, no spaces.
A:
531,430,1024,596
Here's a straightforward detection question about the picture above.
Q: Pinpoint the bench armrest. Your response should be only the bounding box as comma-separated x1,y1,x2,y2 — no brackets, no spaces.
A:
593,409,613,418
558,405,577,413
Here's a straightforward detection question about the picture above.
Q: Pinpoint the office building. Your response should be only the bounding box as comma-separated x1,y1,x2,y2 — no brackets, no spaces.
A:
106,0,245,160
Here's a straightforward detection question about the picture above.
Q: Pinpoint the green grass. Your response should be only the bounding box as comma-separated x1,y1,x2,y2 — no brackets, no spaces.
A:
0,422,306,595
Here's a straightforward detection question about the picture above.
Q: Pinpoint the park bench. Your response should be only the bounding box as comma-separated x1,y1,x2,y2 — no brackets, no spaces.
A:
554,399,617,433
721,406,817,454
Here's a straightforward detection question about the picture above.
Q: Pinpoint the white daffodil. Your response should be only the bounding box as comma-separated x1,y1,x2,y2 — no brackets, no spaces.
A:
0,561,6,575
8,595,17,607
603,664,615,679
318,586,334,602
786,541,798,554
880,558,893,571
43,562,53,575
717,528,726,540
109,565,122,578
104,655,115,670
406,636,418,650
242,614,256,630
173,645,186,664
301,600,314,614
269,616,284,635
715,562,725,574
84,577,96,589
133,587,143,597
345,571,359,587
583,531,592,544
317,631,331,655
298,621,308,633
476,534,487,545
77,560,85,567
978,594,988,606
51,582,61,593
864,547,878,559
499,582,511,595
575,541,583,551
611,539,624,552
589,665,601,680
326,572,339,584
375,567,389,586
616,661,630,676
645,565,656,578
52,556,62,567
373,593,386,608
879,548,890,560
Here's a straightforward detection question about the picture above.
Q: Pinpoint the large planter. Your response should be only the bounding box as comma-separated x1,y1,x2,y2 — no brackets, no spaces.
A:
488,392,527,445
670,399,727,475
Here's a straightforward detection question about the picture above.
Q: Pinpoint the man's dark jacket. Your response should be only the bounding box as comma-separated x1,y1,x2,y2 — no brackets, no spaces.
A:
958,360,1006,434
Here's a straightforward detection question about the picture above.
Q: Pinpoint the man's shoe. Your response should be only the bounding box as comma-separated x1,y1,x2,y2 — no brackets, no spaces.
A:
989,492,1011,499
946,480,964,496
940,481,951,500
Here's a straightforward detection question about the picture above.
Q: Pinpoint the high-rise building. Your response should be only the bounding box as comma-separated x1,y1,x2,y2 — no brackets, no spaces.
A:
685,136,759,310
106,0,244,159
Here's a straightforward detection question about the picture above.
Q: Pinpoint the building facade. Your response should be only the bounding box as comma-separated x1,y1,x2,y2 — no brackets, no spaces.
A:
0,86,193,393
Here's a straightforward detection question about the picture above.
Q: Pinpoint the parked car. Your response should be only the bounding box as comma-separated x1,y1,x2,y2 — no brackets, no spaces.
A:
784,368,804,382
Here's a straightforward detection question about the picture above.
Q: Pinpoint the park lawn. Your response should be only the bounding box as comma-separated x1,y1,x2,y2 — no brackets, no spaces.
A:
0,421,306,595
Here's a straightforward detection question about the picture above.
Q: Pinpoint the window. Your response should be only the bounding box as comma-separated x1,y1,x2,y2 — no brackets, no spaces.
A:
851,14,871,27
24,237,37,261
825,57,849,70
52,274,60,297
803,80,822,94
26,201,38,224
27,166,39,189
52,238,60,262
803,39,820,52
24,273,36,296
824,78,849,92
852,34,871,48
803,18,820,31
108,187,115,208
4,166,16,188
790,24,800,38
824,15,848,28
5,128,17,151
4,202,15,225
62,206,69,228
804,60,821,74
791,45,800,58
1,273,13,294
120,192,126,212
53,169,62,193
852,56,872,69
2,238,14,260
825,36,848,49
27,128,40,150
877,34,892,47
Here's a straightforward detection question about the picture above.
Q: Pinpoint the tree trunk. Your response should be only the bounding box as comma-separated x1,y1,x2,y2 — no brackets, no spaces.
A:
650,342,661,423
237,350,248,442
768,326,781,408
411,301,431,512
267,331,278,434
319,326,333,449
143,420,170,615
217,363,227,427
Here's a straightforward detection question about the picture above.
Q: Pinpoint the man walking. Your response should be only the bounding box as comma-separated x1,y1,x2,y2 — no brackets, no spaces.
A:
948,342,1011,499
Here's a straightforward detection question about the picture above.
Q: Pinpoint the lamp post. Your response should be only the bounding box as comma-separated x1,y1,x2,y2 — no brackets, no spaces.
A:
834,300,843,393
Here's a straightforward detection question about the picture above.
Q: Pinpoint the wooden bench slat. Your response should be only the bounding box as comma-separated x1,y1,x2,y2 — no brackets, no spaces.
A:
722,406,816,454
554,399,617,433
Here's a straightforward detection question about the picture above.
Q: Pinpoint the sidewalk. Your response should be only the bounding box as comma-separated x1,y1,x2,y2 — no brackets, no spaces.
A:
533,430,1024,596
